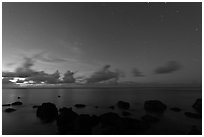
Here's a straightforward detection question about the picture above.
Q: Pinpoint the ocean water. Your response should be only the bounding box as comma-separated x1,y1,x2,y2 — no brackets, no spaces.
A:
2,87,202,135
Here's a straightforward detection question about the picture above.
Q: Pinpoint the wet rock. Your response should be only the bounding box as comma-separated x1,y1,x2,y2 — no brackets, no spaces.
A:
184,112,201,119
109,105,115,109
192,98,202,113
17,96,21,99
141,114,159,123
4,108,16,113
188,126,202,135
122,111,131,116
170,107,181,112
57,107,78,134
75,114,92,134
11,101,23,106
32,105,40,108
2,104,11,107
74,104,86,108
144,100,167,112
117,101,130,109
36,102,58,122
58,95,61,98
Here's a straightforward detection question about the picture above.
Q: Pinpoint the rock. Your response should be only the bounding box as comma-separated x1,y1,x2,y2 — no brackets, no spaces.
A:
11,101,23,106
100,112,122,127
117,101,130,109
122,111,131,116
170,107,181,112
94,106,99,108
141,114,159,123
192,98,202,113
109,106,115,109
74,104,86,108
17,97,21,99
188,126,202,135
58,95,61,98
75,114,92,134
4,108,16,113
91,115,100,127
144,100,167,112
57,107,78,134
36,102,58,122
2,104,11,107
32,105,40,108
184,112,201,119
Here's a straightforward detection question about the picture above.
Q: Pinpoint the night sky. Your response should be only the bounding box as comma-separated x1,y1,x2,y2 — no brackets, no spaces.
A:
2,2,202,84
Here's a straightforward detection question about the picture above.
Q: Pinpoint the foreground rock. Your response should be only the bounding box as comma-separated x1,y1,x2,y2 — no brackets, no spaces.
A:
188,126,202,135
141,114,159,123
192,98,202,113
170,107,181,112
144,100,167,112
184,112,201,119
11,101,23,106
74,104,86,108
4,108,16,113
36,102,58,122
122,111,131,116
2,104,11,107
117,101,130,109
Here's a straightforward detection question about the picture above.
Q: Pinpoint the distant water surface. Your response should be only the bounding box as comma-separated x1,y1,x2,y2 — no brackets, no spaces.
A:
2,87,202,135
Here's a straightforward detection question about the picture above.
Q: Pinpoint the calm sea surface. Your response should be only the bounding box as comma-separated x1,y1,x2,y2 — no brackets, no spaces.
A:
2,87,202,135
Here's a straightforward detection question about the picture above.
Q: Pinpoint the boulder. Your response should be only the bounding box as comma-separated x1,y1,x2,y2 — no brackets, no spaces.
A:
141,114,159,123
117,101,130,109
4,108,16,113
184,112,201,119
74,104,86,108
170,107,181,112
11,101,23,106
57,107,78,134
192,98,202,113
75,114,92,134
36,102,58,122
144,100,167,112
2,104,11,107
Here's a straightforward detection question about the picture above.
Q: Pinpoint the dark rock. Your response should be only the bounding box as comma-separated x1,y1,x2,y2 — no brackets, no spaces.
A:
74,104,86,108
188,126,202,135
184,112,201,119
94,106,99,108
2,104,11,107
4,108,16,113
57,107,78,134
192,98,202,113
109,105,115,109
144,100,167,112
141,114,159,123
122,111,131,116
170,107,181,112
91,115,100,127
17,96,21,99
32,105,40,108
58,95,61,98
11,101,23,106
36,102,58,122
100,112,122,127
75,114,92,134
117,101,130,109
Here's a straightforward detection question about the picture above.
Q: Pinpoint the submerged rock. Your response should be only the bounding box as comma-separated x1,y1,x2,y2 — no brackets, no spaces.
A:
2,104,11,107
144,100,167,112
36,102,58,122
184,112,201,119
170,107,181,112
11,101,23,106
117,101,130,109
4,108,16,113
192,98,202,113
74,104,86,108
141,114,159,123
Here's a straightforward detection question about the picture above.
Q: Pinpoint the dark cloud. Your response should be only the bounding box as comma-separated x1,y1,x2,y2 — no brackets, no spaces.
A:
62,70,76,83
86,65,122,83
154,61,181,74
132,68,144,77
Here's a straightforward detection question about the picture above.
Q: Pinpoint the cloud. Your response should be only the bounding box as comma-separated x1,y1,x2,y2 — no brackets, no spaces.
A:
86,65,122,83
33,52,67,63
132,68,144,77
154,61,181,74
62,70,76,83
